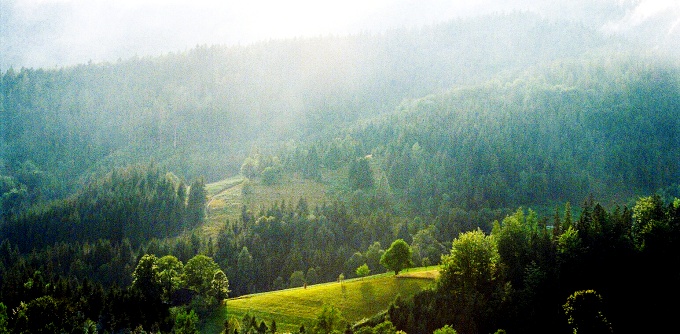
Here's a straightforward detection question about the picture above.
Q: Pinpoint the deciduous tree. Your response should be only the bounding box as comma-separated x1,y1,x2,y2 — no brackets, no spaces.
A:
380,239,413,275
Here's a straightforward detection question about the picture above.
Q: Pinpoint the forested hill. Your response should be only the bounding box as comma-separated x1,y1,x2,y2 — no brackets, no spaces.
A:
2,7,680,334
301,56,680,216
1,13,608,204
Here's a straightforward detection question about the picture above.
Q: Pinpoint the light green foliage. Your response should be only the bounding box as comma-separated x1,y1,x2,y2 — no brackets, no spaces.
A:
563,290,612,334
439,229,499,292
356,263,371,278
157,255,184,303
631,194,667,250
314,304,344,334
183,254,221,296
0,303,8,334
373,320,397,334
437,229,504,334
433,325,458,334
345,252,366,278
493,208,532,285
174,309,200,334
211,270,230,302
132,254,161,300
0,175,28,217
557,226,581,256
380,239,413,275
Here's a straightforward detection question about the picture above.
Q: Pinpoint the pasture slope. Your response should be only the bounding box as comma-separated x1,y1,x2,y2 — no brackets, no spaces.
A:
202,267,440,333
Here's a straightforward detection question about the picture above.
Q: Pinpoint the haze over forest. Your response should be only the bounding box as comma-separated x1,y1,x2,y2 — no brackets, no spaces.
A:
2,0,680,69
2,1,680,333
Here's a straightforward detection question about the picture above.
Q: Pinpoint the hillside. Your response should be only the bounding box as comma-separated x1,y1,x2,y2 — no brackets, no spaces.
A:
1,12,611,205
2,7,680,334
203,267,439,333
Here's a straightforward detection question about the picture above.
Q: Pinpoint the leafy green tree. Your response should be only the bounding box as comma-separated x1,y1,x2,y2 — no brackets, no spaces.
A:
183,254,220,296
438,229,504,334
563,290,612,334
433,325,458,334
0,302,8,334
211,270,230,302
365,242,384,273
14,295,66,334
241,179,253,196
492,208,532,287
314,304,344,334
174,309,199,334
131,254,162,302
356,263,371,278
262,166,282,186
631,194,667,250
374,319,397,334
0,175,28,218
439,229,499,291
157,255,184,303
556,226,582,260
380,239,413,275
241,157,259,179
345,252,366,278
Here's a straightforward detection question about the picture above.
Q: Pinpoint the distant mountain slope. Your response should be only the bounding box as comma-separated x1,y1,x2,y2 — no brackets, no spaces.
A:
308,55,680,215
1,12,612,203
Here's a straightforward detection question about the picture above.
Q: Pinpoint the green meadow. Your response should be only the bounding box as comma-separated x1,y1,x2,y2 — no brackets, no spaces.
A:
202,267,439,333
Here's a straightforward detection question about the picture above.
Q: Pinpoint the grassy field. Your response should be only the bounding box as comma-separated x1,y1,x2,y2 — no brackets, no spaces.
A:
202,172,341,240
202,267,439,333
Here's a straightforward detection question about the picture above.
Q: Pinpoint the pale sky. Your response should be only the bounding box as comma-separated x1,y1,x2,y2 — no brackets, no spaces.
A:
0,0,677,69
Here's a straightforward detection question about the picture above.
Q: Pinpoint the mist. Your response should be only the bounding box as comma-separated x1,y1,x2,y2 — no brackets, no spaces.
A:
4,0,677,70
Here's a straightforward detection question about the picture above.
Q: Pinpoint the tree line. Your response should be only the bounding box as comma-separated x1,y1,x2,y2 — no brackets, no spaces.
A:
385,195,680,334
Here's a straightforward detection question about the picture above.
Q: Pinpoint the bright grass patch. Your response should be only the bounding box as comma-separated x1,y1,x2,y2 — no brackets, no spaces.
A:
202,267,439,333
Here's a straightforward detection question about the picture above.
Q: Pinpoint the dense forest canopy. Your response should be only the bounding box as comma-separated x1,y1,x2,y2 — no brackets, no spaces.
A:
1,5,680,334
